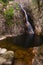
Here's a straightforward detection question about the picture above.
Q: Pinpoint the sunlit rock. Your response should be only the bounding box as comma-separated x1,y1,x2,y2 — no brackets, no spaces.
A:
0,57,6,64
0,48,14,65
3,50,14,65
0,48,7,54
32,47,39,54
4,51,14,60
3,8,6,11
9,1,13,5
0,36,6,40
35,25,41,35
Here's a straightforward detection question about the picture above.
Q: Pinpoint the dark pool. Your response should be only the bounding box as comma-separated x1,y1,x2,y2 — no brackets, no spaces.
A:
2,34,43,48
0,34,43,65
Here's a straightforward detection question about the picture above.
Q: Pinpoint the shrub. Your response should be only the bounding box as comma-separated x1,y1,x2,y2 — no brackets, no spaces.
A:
4,6,14,17
14,3,20,10
0,0,8,6
4,6,14,26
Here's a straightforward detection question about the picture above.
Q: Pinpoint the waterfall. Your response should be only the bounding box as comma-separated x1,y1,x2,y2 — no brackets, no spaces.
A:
19,4,34,34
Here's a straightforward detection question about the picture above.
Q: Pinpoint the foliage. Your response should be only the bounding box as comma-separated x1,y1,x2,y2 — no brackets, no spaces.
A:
0,0,13,3
0,1,20,27
4,6,14,26
2,0,8,3
0,0,13,6
14,3,20,10
0,0,4,4
0,0,8,6
16,3,19,10
4,6,14,17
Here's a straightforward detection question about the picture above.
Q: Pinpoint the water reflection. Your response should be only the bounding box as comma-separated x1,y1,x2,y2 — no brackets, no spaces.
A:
33,35,43,46
0,34,43,48
6,34,43,48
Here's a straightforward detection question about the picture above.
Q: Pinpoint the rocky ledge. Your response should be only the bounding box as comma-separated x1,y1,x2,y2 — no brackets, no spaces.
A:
0,34,19,41
32,47,43,65
0,48,14,65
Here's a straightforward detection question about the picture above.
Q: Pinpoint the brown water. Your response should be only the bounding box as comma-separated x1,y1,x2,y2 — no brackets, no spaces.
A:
0,34,43,65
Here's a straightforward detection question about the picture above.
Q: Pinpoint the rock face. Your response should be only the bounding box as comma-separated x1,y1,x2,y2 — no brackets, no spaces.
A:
0,0,43,35
28,0,43,35
0,14,5,35
0,1,25,36
15,0,43,35
32,46,43,65
0,48,14,65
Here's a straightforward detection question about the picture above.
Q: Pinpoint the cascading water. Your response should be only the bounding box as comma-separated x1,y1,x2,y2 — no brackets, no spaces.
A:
19,4,34,34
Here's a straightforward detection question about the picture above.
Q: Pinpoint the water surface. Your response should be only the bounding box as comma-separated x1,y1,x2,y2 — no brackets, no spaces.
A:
0,34,43,65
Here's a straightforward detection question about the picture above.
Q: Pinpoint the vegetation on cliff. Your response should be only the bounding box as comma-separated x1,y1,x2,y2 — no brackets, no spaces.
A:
0,0,43,35
0,0,24,35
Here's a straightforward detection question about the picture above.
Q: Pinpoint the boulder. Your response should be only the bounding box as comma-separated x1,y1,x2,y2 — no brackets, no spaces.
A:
3,51,14,60
0,48,7,54
0,48,14,65
0,57,6,65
